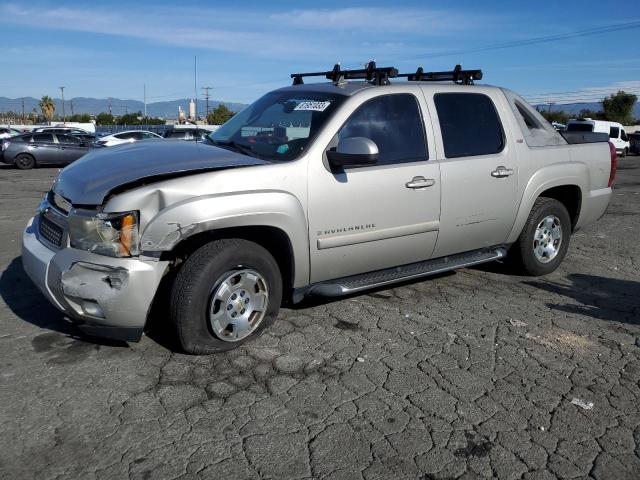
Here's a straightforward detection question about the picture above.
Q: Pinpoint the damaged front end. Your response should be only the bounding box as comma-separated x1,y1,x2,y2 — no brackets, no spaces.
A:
22,207,169,342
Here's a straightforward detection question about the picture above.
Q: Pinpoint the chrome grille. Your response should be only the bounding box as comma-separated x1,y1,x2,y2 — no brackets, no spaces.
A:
39,214,64,247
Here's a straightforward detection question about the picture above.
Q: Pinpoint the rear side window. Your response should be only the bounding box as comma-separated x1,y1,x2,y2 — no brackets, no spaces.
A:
338,94,427,165
609,127,620,139
434,93,504,158
515,102,541,129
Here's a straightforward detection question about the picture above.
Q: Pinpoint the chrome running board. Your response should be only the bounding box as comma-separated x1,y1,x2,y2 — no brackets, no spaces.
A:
297,247,507,301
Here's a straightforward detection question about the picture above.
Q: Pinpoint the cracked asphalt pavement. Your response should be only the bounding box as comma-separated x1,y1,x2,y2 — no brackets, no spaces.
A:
0,158,639,479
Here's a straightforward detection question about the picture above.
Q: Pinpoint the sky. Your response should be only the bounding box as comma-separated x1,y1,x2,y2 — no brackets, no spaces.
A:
1,0,639,106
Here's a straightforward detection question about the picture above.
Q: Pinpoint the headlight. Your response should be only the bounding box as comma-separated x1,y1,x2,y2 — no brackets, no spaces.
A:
68,211,139,257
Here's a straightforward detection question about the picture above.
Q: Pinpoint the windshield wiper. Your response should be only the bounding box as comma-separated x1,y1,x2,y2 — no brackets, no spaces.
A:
211,140,261,159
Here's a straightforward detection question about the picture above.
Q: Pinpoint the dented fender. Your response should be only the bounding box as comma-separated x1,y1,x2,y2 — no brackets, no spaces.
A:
139,190,310,287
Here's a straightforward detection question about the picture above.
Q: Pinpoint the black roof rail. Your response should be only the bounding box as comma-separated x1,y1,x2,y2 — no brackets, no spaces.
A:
397,65,482,85
291,61,398,86
291,63,482,86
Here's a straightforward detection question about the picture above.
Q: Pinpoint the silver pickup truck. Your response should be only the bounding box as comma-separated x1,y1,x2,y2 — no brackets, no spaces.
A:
22,64,616,354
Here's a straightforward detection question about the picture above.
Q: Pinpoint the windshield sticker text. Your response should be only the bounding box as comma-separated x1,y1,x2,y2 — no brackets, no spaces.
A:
294,101,331,112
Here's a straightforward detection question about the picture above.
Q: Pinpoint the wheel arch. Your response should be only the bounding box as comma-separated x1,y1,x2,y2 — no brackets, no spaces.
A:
161,225,297,293
507,163,587,244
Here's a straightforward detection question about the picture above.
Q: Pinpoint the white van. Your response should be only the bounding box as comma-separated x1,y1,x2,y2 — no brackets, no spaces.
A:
567,118,630,156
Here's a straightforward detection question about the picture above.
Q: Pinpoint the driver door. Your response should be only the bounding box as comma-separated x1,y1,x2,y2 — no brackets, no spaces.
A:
307,92,441,283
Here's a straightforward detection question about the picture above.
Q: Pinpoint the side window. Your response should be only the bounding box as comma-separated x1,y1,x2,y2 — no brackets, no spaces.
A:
621,130,628,142
32,134,54,143
56,134,81,145
515,102,541,129
434,93,504,158
609,127,620,139
338,94,427,165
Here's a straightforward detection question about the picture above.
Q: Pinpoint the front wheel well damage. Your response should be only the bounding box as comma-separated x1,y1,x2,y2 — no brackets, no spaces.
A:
159,225,295,292
145,225,295,341
538,185,582,230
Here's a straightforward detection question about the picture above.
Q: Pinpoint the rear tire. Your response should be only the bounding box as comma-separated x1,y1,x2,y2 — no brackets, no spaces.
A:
15,153,35,170
509,197,571,276
169,239,282,354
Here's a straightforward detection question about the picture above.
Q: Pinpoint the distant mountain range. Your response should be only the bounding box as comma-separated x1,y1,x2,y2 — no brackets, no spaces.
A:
1,96,638,121
0,97,246,119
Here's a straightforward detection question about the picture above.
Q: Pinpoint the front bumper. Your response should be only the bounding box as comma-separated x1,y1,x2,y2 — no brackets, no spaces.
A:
22,216,169,342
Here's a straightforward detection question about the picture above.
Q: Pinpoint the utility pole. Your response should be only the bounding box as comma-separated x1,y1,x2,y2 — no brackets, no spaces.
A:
194,56,198,120
21,98,25,124
70,100,74,116
108,97,112,116
548,101,555,114
202,86,212,118
59,86,66,124
143,84,147,118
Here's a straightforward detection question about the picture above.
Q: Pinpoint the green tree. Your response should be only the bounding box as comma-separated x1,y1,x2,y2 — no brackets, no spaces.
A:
539,110,570,125
117,111,143,125
577,109,605,120
95,112,115,125
39,95,55,121
141,116,165,125
602,90,637,124
207,104,235,125
68,113,92,123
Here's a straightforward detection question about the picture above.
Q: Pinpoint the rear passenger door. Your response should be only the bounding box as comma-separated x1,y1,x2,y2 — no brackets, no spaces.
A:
56,134,89,164
427,90,518,257
29,133,58,164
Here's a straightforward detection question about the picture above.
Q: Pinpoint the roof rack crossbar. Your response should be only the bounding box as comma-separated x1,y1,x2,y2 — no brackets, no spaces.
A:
397,65,482,85
291,61,399,86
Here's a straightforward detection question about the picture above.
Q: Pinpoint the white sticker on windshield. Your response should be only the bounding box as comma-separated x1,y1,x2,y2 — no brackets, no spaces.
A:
294,101,331,112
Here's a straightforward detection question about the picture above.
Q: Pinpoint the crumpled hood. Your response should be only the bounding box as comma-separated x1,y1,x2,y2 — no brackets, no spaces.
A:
53,140,270,205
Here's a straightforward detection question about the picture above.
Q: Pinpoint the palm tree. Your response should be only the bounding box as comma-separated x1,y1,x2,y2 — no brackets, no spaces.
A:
39,95,55,121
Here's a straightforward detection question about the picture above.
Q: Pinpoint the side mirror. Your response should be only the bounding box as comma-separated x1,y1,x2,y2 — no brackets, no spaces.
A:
326,137,378,168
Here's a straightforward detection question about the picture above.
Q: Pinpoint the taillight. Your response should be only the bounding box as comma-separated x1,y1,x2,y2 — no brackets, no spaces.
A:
608,141,617,187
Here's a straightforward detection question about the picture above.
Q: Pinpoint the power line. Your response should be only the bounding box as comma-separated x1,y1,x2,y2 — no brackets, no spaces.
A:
394,20,640,62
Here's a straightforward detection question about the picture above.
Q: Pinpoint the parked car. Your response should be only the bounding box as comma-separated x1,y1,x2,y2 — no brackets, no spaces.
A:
96,130,162,147
0,127,22,139
163,127,208,141
22,63,614,353
1,132,95,169
567,118,630,156
628,132,640,155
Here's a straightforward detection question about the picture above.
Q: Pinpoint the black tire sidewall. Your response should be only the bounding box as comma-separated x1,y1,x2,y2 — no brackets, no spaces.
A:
171,239,282,354
518,199,571,276
15,154,35,170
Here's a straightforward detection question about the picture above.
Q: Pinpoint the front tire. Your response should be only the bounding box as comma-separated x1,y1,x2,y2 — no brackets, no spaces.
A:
15,153,35,170
170,239,282,354
509,197,571,276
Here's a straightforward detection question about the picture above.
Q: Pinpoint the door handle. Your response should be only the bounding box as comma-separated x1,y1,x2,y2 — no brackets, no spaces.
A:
405,176,436,189
491,166,514,178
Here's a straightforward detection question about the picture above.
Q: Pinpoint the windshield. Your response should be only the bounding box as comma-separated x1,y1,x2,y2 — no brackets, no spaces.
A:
208,91,345,161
